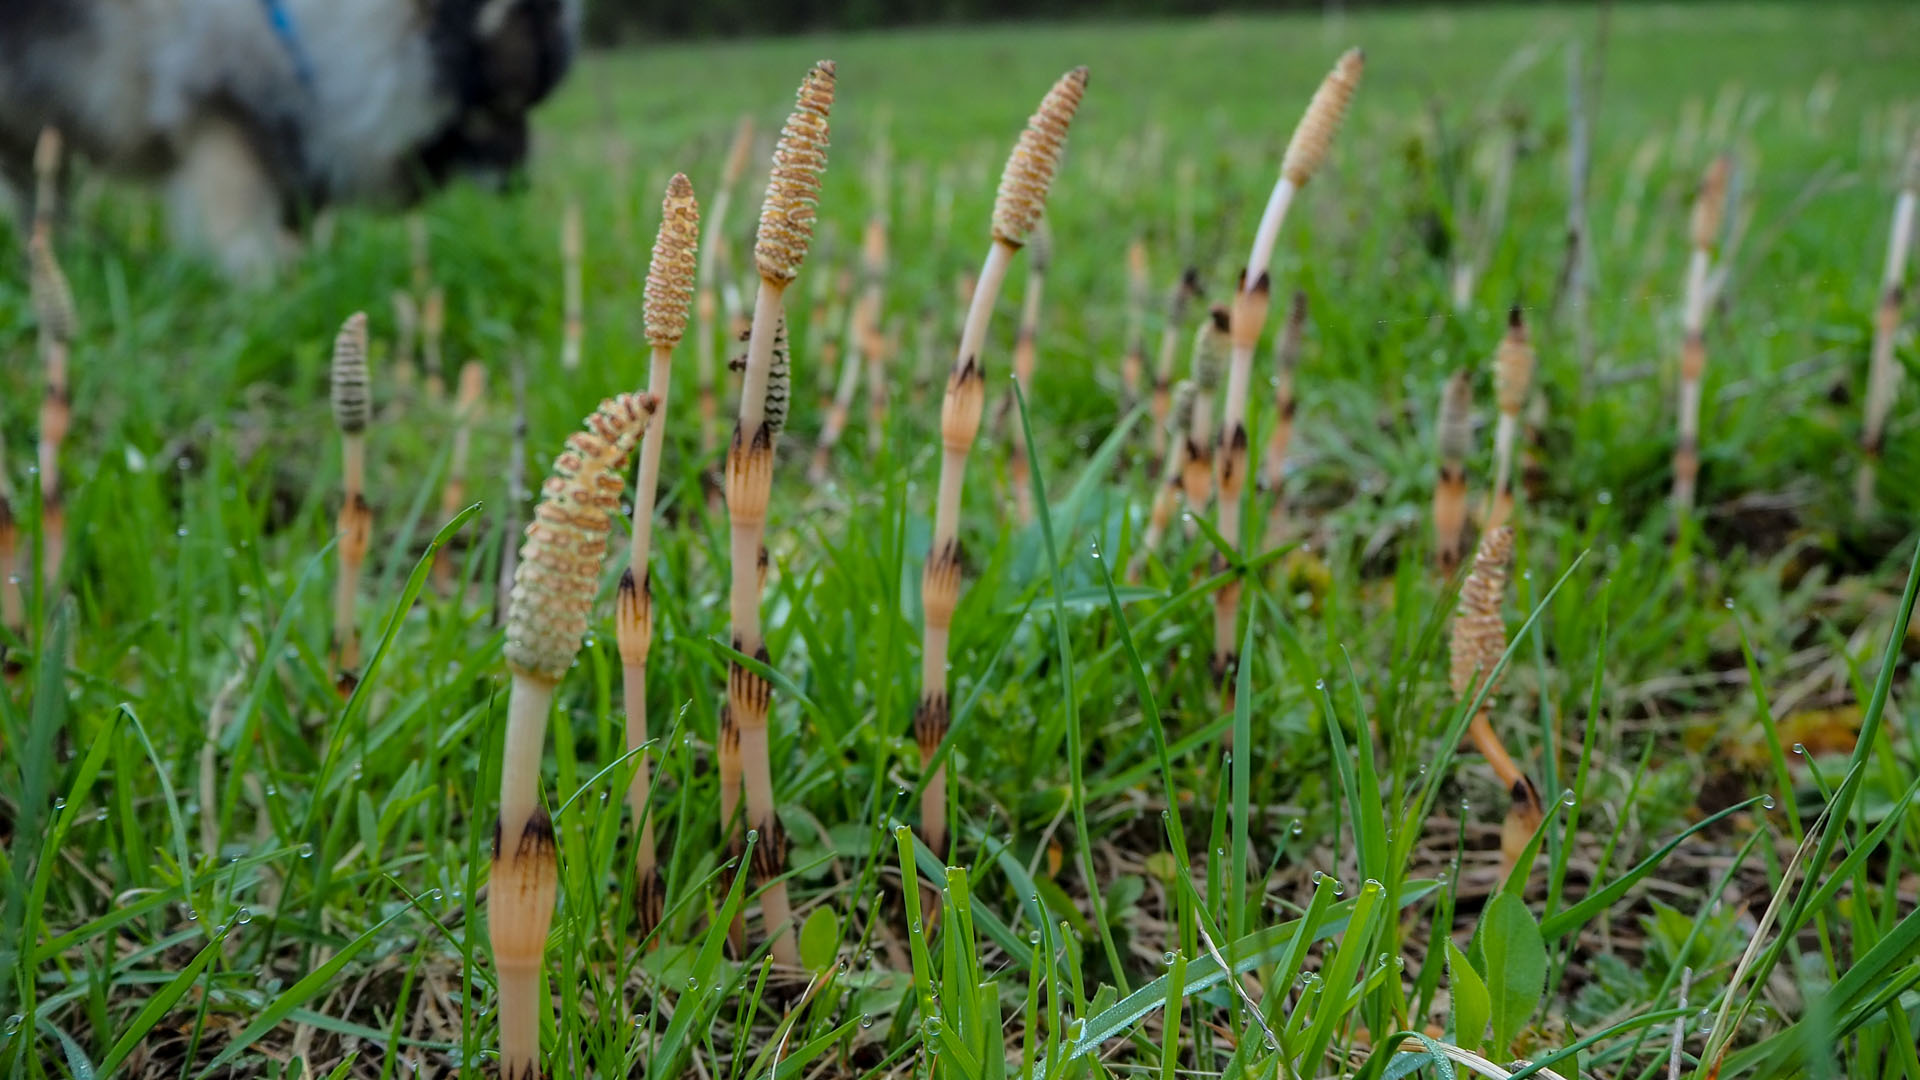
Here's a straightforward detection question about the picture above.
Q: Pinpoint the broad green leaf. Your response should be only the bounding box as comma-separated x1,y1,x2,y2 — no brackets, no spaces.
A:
798,905,839,974
1445,937,1490,1053
1482,893,1546,1053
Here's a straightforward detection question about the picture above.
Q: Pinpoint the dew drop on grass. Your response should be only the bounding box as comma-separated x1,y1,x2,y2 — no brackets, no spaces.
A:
185,908,199,922
1792,742,1806,756
298,843,315,858
1597,490,1613,505
236,908,253,924
2,1015,21,1036
1313,679,1325,690
923,1016,944,1037
1560,789,1578,807
1310,870,1325,884
52,797,65,811
911,919,922,934
1332,880,1345,896
1028,930,1042,945
860,1014,874,1029
1289,819,1303,836
1363,879,1382,892
1162,951,1176,966
746,829,759,843
1761,794,1776,809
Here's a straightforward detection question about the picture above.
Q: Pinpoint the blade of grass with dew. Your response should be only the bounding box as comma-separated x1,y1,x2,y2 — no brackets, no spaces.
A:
1011,378,1127,995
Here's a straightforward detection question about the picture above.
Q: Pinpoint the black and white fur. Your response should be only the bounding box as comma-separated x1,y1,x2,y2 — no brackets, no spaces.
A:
0,0,578,276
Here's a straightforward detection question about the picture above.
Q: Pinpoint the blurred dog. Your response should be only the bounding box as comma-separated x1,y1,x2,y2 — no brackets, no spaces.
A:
0,0,578,276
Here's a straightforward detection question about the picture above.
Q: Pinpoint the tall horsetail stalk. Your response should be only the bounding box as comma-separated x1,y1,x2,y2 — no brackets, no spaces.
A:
698,117,756,453
434,361,488,590
1448,525,1543,876
1149,267,1202,430
1214,47,1361,696
29,128,73,592
861,213,892,454
422,284,447,404
1120,239,1149,406
724,62,833,965
1857,139,1918,515
329,314,373,688
1260,290,1308,550
494,393,655,1079
1485,306,1534,532
1007,223,1052,525
918,66,1088,860
1179,307,1230,516
1128,379,1198,582
1672,153,1730,519
560,200,584,371
618,173,699,937
1432,369,1474,574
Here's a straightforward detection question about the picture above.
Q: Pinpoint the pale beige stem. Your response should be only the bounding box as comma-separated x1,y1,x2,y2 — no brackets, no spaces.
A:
492,673,560,1079
919,240,1016,857
561,202,583,371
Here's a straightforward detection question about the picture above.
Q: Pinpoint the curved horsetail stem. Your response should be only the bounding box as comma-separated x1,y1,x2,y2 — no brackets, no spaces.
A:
422,285,446,404
1128,379,1198,582
1214,48,1362,700
28,215,75,591
1672,153,1729,519
1149,267,1202,431
1433,369,1474,574
1485,305,1533,532
1857,137,1918,515
1121,239,1150,406
726,62,833,966
434,361,488,592
494,391,656,1078
1448,525,1542,878
622,173,699,937
329,313,372,688
862,214,891,454
560,201,584,371
919,66,1088,861
1259,290,1307,551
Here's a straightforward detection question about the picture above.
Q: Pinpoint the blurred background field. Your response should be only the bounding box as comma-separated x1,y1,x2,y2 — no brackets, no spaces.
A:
2,2,1919,1077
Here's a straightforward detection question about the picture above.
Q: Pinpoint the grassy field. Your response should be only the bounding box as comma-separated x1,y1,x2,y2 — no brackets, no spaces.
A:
3,1,1920,1077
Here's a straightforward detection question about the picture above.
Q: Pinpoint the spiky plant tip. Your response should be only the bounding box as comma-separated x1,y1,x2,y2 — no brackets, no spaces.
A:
505,393,658,684
992,66,1090,248
1450,525,1514,700
28,235,77,342
1281,47,1364,187
643,174,701,349
754,62,835,284
330,313,372,435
